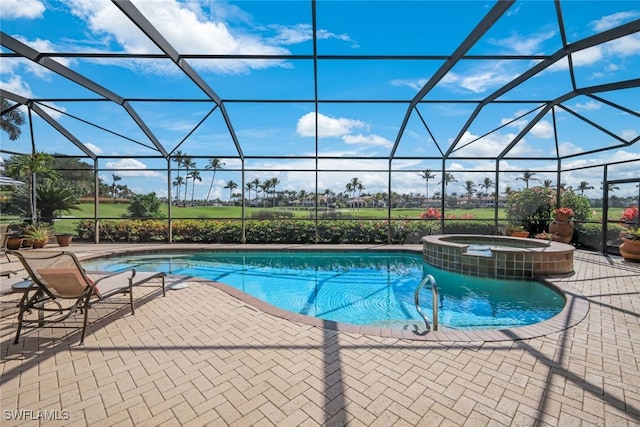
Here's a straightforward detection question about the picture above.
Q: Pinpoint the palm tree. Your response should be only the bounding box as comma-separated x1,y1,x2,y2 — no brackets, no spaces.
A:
516,170,539,189
601,182,620,194
182,158,195,201
224,180,238,202
1,98,26,140
34,179,81,223
542,179,554,188
267,177,280,206
172,176,184,202
245,182,254,204
111,174,121,203
171,150,185,202
188,169,201,203
205,158,225,204
5,152,57,222
347,177,362,199
480,177,494,196
439,173,457,206
419,169,436,205
577,181,594,194
463,180,476,206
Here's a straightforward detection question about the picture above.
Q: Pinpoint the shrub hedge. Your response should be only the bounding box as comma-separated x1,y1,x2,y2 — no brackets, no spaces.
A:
75,218,622,251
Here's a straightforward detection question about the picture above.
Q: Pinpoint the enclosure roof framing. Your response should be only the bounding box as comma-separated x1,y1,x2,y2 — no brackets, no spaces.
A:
0,0,637,183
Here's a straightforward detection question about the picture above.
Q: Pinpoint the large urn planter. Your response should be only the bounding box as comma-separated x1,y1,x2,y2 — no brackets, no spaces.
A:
548,214,574,244
619,239,640,262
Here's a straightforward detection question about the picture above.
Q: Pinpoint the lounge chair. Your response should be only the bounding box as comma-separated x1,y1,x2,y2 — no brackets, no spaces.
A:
1,223,12,262
8,250,166,344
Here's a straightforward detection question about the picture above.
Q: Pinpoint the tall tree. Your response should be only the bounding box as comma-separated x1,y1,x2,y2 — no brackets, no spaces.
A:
419,169,436,205
516,170,539,189
171,150,185,202
188,169,201,202
205,158,224,204
480,177,494,196
1,97,25,140
577,181,594,194
439,172,457,191
224,180,238,202
245,181,254,204
5,152,57,222
182,158,195,201
268,177,280,206
463,180,476,206
111,174,121,203
172,176,184,202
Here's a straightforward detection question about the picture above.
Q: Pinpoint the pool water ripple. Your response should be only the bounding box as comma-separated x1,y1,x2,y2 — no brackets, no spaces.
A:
83,251,565,330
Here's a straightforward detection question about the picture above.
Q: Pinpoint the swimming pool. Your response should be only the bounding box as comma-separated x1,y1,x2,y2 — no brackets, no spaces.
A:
82,250,565,330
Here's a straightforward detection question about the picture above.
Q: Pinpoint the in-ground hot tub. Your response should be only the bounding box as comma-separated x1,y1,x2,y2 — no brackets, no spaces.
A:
422,234,575,279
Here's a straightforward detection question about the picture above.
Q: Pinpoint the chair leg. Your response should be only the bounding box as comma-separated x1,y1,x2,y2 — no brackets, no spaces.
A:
13,304,27,344
80,296,91,344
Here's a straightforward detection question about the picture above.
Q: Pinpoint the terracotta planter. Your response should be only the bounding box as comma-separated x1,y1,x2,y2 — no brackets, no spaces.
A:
55,234,73,247
21,238,33,248
6,237,23,250
510,231,530,238
549,216,574,243
620,239,640,262
32,240,47,249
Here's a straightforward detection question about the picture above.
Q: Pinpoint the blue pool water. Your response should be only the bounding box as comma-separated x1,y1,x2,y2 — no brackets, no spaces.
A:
83,251,565,330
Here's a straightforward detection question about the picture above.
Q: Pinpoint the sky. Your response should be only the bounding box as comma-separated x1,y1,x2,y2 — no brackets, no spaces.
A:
0,0,639,201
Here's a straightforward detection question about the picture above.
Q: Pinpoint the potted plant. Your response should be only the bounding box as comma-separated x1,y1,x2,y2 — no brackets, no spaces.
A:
22,223,53,249
6,233,23,250
619,206,640,262
548,207,575,243
55,233,73,247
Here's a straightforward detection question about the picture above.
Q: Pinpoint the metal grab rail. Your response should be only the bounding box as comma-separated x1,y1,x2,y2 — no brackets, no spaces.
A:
414,274,439,332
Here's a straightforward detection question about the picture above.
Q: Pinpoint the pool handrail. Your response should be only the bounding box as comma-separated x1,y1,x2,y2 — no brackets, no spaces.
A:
414,274,439,332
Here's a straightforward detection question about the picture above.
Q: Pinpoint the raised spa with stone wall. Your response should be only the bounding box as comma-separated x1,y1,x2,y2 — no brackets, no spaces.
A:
422,234,575,279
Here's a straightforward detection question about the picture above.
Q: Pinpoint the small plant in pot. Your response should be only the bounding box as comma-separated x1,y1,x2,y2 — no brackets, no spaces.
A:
22,223,53,248
55,233,73,247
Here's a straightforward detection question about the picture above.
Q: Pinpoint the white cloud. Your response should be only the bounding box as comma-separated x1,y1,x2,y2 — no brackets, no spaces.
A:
104,158,162,177
440,64,520,94
296,112,365,138
84,143,103,154
0,0,45,19
573,100,601,111
557,141,584,156
64,0,295,74
342,134,392,148
452,130,536,157
269,24,357,48
530,120,554,139
0,75,33,98
621,129,638,141
488,30,556,55
591,11,640,32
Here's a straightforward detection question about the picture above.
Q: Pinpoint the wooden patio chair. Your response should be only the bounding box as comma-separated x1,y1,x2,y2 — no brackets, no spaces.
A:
8,250,166,344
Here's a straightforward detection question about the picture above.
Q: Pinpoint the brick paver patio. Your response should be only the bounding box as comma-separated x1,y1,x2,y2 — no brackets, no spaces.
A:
1,244,639,426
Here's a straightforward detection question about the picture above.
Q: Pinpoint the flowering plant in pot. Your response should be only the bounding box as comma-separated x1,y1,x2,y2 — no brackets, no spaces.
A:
619,206,640,262
553,207,574,219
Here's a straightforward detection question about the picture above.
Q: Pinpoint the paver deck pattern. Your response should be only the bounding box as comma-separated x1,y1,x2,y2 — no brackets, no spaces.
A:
1,244,639,426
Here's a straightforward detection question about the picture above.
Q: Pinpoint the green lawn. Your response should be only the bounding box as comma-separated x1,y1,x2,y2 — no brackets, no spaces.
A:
1,203,619,237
